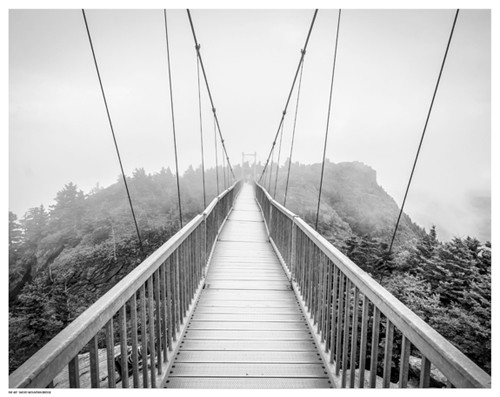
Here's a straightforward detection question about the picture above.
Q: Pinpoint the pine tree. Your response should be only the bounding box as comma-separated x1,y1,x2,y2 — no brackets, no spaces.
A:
21,205,49,249
9,212,23,262
49,183,86,244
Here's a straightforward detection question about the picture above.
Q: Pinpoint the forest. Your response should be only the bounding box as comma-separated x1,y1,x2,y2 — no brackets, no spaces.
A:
8,160,491,379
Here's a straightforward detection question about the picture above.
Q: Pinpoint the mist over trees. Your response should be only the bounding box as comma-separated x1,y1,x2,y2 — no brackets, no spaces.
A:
9,160,491,378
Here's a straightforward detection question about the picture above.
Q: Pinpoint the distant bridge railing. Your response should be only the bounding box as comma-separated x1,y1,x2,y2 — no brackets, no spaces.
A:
255,183,490,388
9,181,242,389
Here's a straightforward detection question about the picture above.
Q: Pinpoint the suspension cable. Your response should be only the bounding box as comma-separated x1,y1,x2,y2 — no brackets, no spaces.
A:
315,9,342,231
187,9,236,180
213,113,220,195
196,45,207,208
163,10,183,228
284,55,305,206
258,9,318,183
388,9,460,253
267,146,275,192
81,10,144,254
222,144,227,189
273,114,286,198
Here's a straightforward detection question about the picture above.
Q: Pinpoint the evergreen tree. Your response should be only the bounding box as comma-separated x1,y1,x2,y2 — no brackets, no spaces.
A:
49,182,86,233
21,205,49,249
9,212,23,261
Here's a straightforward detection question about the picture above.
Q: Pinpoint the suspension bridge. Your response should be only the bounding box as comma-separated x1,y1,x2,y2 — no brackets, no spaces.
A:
9,9,491,389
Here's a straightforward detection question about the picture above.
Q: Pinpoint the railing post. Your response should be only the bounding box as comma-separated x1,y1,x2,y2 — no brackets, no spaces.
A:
268,203,273,239
290,216,298,281
202,213,207,279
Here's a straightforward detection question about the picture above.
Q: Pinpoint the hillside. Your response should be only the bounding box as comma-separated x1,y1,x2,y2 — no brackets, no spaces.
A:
263,160,425,248
9,161,490,375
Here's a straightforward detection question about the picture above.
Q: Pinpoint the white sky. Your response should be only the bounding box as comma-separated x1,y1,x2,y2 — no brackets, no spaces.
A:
8,6,491,242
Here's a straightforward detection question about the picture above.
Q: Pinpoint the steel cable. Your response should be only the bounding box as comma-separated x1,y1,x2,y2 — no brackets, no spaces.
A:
283,56,305,206
273,115,286,198
315,9,342,231
163,10,183,228
196,47,207,208
81,9,144,254
258,9,318,183
388,9,460,253
187,9,236,180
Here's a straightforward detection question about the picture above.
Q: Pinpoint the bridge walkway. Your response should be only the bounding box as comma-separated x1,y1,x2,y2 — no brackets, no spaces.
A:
166,183,332,388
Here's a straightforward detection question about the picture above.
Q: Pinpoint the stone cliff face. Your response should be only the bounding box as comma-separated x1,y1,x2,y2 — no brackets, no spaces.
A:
274,161,423,246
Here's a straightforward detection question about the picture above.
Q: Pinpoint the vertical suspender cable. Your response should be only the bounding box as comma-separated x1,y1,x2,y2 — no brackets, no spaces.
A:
284,56,305,207
268,146,275,192
196,46,207,208
81,9,144,255
163,10,183,228
187,10,236,180
273,115,286,198
222,144,227,189
388,9,459,253
258,9,318,183
315,9,342,231
213,113,220,195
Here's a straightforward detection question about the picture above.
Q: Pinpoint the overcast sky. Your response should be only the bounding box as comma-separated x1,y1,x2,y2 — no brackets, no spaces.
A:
9,8,491,242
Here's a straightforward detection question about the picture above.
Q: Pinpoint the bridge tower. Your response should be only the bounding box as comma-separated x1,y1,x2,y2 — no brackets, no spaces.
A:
241,152,257,181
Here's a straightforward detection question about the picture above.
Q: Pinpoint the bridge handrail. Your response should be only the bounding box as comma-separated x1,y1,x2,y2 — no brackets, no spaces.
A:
9,181,242,389
255,182,490,388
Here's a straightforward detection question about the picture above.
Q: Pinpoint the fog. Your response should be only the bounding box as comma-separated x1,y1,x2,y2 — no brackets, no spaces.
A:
9,8,491,242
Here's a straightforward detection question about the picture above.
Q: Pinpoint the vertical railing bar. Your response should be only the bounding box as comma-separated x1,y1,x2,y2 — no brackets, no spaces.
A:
302,236,308,310
187,236,192,313
341,279,351,387
399,335,411,388
324,258,333,353
139,284,148,388
369,307,381,388
89,335,99,388
173,250,180,335
180,243,186,325
192,231,196,300
309,241,315,323
147,277,157,387
119,305,129,388
105,319,116,388
130,293,140,388
166,257,174,347
154,269,162,375
185,236,190,314
349,287,360,388
382,319,394,388
177,244,184,325
420,356,431,388
322,253,329,344
317,249,325,336
192,231,196,301
335,273,345,375
329,266,339,364
68,356,80,388
160,262,169,362
304,239,313,318
358,295,369,388
312,245,318,326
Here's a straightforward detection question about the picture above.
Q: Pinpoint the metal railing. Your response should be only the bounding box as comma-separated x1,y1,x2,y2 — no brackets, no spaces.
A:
255,183,490,388
9,181,242,389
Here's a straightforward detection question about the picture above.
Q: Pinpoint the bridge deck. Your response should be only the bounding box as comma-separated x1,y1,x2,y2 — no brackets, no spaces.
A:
166,183,332,388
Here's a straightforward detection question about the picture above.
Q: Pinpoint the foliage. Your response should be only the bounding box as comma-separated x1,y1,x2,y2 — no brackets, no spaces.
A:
8,161,491,378
8,165,217,373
